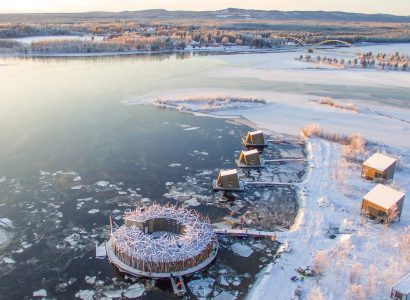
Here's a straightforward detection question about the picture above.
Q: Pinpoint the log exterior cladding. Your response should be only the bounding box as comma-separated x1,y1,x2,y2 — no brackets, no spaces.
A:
109,204,218,275
112,238,215,273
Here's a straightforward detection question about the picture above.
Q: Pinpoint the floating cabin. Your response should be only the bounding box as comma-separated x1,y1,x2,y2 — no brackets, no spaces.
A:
391,273,410,300
242,130,268,147
212,169,244,192
361,184,405,222
236,149,263,168
362,153,397,181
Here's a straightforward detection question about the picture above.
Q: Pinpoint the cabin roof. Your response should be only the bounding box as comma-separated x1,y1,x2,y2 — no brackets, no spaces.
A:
220,169,238,176
363,184,405,210
249,130,263,136
363,153,397,172
394,272,410,294
242,149,259,156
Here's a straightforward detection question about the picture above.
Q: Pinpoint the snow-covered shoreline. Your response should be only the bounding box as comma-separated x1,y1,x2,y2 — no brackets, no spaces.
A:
124,79,410,298
0,45,300,58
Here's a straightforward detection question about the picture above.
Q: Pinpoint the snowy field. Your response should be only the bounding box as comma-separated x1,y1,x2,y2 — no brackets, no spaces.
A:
126,43,410,299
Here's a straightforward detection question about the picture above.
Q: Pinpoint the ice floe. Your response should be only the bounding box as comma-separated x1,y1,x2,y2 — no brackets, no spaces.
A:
71,185,83,190
0,218,13,228
123,283,145,298
88,209,100,214
85,275,96,285
168,163,182,167
75,290,95,300
231,242,254,257
0,230,9,248
213,291,236,300
33,289,47,297
3,257,16,264
103,289,122,298
183,126,201,131
187,278,215,297
0,177,6,183
95,181,110,187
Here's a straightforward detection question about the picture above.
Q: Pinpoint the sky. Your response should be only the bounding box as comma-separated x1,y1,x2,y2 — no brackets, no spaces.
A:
0,0,409,16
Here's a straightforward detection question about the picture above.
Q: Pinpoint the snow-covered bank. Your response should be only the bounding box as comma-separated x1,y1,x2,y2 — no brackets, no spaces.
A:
126,88,410,149
120,44,410,299
249,138,410,299
0,45,298,58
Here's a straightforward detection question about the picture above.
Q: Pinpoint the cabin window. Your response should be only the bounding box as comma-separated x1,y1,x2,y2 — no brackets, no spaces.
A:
375,172,383,178
227,182,233,187
251,160,255,165
378,210,386,218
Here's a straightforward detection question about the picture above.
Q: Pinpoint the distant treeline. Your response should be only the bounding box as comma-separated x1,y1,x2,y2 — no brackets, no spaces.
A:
0,24,73,38
1,19,410,54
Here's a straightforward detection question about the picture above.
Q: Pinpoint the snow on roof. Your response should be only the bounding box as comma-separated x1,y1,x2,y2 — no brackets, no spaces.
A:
242,149,259,156
363,184,405,210
250,130,263,136
363,153,397,172
220,169,238,176
394,272,410,294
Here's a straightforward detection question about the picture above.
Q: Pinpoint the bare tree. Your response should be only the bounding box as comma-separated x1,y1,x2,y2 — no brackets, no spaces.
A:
308,286,324,300
312,250,331,276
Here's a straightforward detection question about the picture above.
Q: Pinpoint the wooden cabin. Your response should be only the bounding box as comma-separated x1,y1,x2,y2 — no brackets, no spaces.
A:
212,169,244,192
361,184,405,222
362,153,397,181
391,273,410,300
236,149,263,168
242,130,267,147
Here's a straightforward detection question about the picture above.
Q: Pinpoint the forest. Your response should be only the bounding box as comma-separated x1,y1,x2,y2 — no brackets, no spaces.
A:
0,10,409,54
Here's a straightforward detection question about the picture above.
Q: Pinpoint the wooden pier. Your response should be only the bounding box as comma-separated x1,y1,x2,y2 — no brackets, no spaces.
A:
213,228,277,240
264,158,306,163
267,139,304,145
170,276,187,297
244,181,300,187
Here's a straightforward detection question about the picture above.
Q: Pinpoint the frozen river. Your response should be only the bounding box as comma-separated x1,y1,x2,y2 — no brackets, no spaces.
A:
0,43,409,299
0,50,306,299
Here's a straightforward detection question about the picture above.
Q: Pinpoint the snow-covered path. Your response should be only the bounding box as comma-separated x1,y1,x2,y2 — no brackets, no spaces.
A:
249,139,340,300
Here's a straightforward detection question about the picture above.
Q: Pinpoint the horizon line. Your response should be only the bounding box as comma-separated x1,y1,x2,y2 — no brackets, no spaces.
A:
0,8,409,18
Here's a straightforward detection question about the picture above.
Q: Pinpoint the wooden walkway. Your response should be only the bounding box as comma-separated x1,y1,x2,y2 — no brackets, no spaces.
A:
267,139,304,145
213,228,277,240
264,158,306,163
244,181,300,187
170,276,187,297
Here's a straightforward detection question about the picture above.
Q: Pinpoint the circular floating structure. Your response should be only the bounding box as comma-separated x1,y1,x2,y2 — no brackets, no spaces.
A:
106,204,218,278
